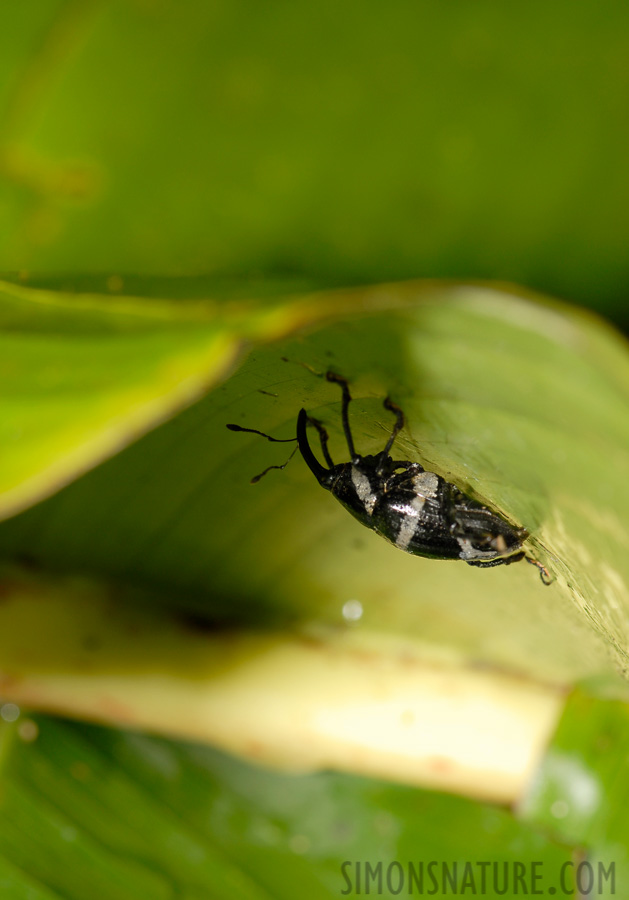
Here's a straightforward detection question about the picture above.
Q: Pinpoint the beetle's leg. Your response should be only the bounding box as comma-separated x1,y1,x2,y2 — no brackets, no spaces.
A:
377,397,405,474
382,397,404,454
468,551,552,584
447,493,529,543
448,502,501,542
326,371,358,462
467,551,525,569
383,461,426,493
525,554,552,585
306,415,334,468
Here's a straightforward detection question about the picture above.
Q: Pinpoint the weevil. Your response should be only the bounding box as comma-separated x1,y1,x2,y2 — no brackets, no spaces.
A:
227,371,551,584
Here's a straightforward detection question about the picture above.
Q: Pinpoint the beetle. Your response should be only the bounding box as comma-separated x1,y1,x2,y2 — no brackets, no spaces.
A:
227,371,551,584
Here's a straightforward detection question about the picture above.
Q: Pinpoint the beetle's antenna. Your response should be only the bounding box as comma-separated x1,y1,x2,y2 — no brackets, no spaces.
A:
382,397,404,455
226,422,299,483
525,555,552,585
326,371,358,461
250,445,299,484
226,423,297,443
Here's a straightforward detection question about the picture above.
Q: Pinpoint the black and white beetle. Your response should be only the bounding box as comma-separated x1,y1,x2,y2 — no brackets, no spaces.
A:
227,371,551,584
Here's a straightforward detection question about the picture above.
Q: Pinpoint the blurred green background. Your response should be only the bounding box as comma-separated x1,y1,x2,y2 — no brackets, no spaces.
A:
2,0,629,325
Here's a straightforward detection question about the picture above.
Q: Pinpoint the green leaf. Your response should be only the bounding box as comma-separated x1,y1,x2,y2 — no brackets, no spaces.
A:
520,689,629,893
0,279,628,895
2,281,627,690
0,277,324,521
2,2,629,321
0,716,575,900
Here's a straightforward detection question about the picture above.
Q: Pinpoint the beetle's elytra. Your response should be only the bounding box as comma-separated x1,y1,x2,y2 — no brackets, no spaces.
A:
227,371,551,584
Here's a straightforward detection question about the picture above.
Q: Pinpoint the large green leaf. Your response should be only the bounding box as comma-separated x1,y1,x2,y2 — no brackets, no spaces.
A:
2,281,628,689
2,1,629,323
520,689,629,894
0,277,302,520
0,715,576,900
0,279,628,895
